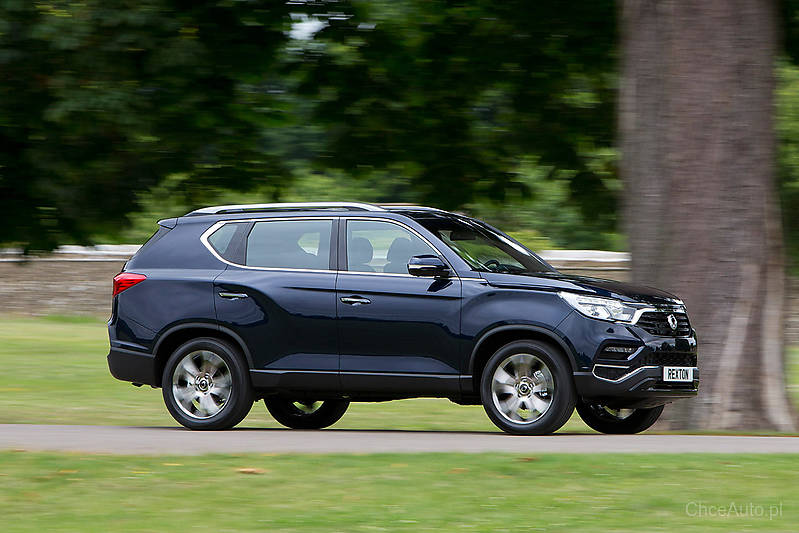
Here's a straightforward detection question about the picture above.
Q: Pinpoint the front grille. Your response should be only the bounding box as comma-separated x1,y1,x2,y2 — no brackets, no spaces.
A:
639,351,697,367
636,311,691,337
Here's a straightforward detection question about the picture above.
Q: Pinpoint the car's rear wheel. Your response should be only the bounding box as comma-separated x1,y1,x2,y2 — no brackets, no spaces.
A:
264,398,349,429
576,401,664,434
480,340,576,435
162,337,253,430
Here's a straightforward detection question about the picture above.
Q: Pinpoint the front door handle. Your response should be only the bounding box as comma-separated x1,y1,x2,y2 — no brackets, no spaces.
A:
218,292,249,300
340,295,371,306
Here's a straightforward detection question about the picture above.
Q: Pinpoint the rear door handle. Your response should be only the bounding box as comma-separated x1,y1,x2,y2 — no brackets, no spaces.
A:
340,295,371,306
218,292,249,300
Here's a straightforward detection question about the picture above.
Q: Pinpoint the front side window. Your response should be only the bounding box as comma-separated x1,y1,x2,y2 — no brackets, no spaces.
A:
409,215,553,275
347,220,436,273
246,219,332,270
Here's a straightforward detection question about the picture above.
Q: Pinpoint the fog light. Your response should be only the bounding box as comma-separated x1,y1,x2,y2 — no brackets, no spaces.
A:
604,346,636,354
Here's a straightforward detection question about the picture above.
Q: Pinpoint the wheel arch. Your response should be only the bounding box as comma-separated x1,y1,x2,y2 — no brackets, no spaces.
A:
468,325,577,394
152,322,253,387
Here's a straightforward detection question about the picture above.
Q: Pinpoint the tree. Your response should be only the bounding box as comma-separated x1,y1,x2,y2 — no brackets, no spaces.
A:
1,0,621,251
620,0,795,430
0,0,298,251
296,0,618,215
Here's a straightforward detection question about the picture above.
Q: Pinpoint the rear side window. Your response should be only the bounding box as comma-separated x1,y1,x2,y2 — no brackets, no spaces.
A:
207,222,249,263
246,219,333,270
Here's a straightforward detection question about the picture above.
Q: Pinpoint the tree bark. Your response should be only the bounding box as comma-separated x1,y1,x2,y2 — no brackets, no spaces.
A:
620,0,796,430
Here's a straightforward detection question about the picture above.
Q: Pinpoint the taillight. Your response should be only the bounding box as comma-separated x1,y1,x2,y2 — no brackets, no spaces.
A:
113,272,146,296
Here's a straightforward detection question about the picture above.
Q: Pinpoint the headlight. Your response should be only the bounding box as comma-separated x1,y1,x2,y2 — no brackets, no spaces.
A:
558,292,637,323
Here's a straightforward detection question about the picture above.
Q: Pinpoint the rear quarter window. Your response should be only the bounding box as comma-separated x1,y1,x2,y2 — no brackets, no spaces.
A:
206,222,250,263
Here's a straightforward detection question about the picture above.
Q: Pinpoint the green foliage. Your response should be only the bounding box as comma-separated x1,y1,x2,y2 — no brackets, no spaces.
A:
296,0,618,212
778,63,799,268
1,0,620,251
98,162,621,251
466,156,623,251
0,0,302,250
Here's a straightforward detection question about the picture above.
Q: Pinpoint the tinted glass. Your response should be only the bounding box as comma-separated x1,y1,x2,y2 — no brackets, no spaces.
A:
207,222,243,258
347,220,435,273
246,220,332,269
409,215,553,274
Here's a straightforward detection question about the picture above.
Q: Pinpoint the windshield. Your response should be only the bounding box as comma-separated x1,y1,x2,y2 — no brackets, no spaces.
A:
407,214,554,275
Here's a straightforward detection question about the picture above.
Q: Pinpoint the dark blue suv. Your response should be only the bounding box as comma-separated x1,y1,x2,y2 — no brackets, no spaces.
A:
107,202,698,434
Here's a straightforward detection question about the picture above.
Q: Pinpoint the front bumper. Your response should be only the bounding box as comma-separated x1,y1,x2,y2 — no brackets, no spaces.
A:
574,366,699,409
559,310,699,408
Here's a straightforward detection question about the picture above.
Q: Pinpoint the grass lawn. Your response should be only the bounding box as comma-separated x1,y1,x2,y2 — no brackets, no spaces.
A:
0,316,579,431
0,452,796,532
1,315,797,433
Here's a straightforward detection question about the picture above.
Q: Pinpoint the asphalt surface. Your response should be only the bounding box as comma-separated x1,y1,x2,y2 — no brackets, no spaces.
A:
0,425,797,455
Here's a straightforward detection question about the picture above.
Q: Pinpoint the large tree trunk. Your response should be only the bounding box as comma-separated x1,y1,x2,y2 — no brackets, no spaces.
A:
620,0,796,431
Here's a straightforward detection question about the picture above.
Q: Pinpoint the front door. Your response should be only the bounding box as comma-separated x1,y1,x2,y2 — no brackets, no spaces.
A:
337,218,462,395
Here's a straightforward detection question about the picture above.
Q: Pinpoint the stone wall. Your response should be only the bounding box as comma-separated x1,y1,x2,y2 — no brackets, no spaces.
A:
0,257,126,317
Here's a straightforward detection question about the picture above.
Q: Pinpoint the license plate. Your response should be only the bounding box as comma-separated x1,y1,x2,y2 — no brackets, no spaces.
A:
663,366,693,382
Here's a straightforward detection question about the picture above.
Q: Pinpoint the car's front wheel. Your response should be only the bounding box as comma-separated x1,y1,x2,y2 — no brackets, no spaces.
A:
162,337,254,430
480,340,576,435
576,401,664,434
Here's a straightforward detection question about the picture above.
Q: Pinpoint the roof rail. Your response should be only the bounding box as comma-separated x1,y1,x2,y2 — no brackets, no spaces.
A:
185,202,385,216
379,204,446,212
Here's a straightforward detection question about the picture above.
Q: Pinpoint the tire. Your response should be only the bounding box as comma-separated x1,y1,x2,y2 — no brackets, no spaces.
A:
576,401,664,434
264,398,349,429
480,340,576,435
162,337,254,430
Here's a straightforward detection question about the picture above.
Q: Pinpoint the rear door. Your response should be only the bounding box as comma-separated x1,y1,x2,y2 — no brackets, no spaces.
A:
210,217,339,391
336,218,463,395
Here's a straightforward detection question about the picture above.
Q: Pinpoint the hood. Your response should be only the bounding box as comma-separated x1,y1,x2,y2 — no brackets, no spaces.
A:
480,271,681,306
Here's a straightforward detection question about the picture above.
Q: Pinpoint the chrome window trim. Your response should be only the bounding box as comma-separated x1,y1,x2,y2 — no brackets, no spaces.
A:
200,217,338,273
200,215,463,278
338,271,417,279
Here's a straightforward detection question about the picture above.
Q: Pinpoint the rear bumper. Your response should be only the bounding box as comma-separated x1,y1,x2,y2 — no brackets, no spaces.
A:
107,347,158,387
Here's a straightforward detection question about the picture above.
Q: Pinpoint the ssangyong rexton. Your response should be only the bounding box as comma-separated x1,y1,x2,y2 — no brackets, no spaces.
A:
107,202,698,435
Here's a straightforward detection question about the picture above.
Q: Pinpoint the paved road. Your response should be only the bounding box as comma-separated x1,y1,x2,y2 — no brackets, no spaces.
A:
0,425,797,454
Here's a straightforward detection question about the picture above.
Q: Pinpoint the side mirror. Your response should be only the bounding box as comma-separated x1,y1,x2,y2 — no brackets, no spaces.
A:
407,255,450,278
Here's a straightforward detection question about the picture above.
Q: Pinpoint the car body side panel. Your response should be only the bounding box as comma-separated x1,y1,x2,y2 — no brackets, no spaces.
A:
114,268,221,349
213,268,339,374
336,273,462,394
